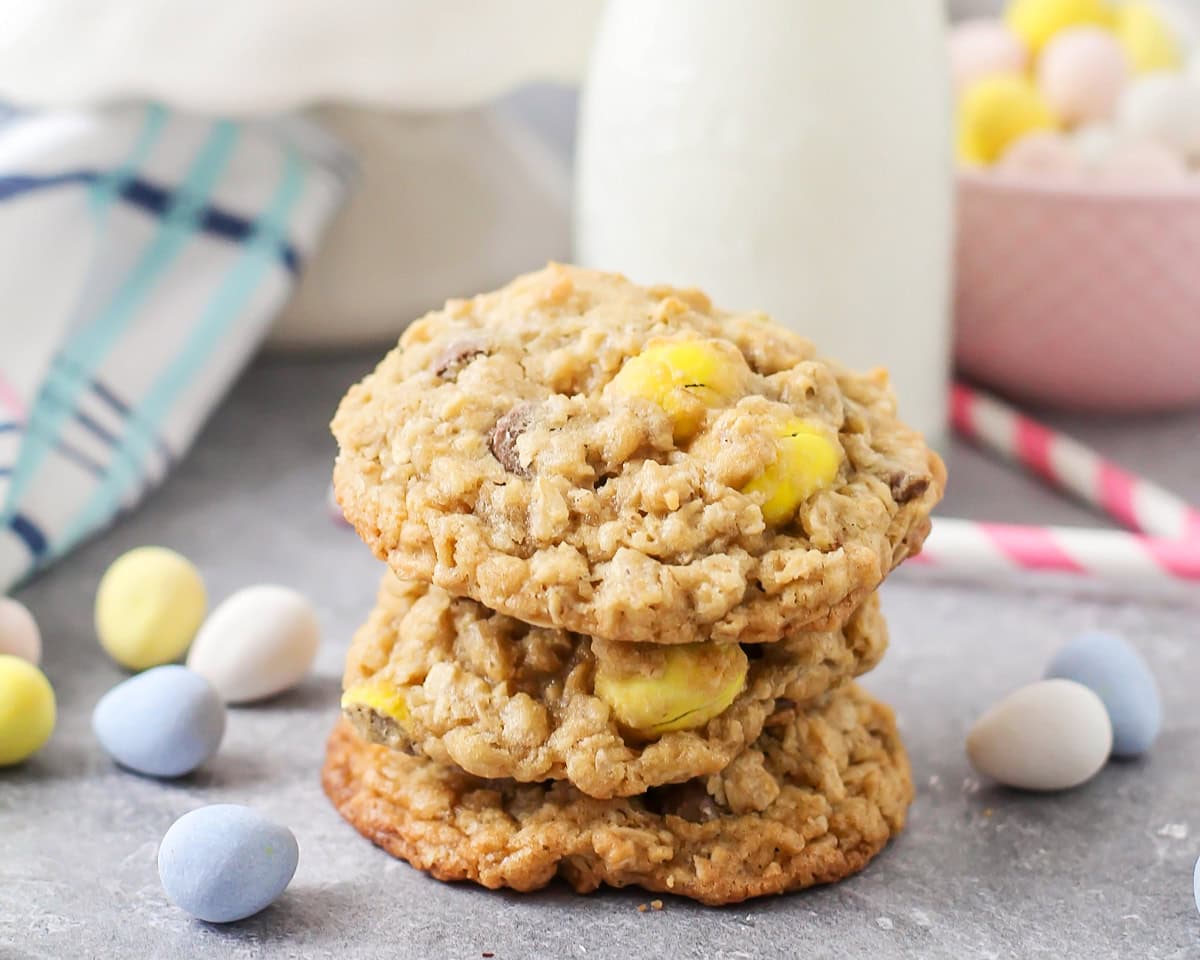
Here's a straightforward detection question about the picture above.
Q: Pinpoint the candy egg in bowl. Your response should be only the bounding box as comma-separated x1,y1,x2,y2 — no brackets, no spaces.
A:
951,1,1200,412
954,168,1200,412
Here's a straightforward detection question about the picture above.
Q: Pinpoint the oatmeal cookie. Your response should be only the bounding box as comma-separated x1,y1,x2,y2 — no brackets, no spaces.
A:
332,264,944,645
323,683,912,905
341,572,887,798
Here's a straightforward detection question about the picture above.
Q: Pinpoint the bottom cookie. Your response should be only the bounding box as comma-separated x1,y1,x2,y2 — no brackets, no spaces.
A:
322,683,912,905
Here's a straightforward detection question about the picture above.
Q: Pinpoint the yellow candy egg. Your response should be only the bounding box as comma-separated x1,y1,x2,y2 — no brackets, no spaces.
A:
0,655,55,765
594,642,748,735
610,340,747,442
958,75,1058,166
1117,2,1182,72
742,418,841,526
95,546,207,671
341,679,410,725
1006,0,1115,55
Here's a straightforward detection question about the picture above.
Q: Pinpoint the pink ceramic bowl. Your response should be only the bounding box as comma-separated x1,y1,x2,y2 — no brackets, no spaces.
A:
954,171,1200,412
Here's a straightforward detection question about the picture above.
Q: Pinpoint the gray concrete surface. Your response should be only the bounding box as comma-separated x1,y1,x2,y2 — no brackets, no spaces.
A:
2,353,1198,960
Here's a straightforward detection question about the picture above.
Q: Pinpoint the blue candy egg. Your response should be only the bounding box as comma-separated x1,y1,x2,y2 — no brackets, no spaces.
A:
158,804,299,923
1194,856,1200,918
92,665,225,777
1045,631,1162,757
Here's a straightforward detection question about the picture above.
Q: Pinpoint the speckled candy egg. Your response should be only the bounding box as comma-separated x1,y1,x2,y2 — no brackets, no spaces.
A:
94,546,207,671
1038,27,1130,126
0,597,41,664
1117,72,1200,161
1045,632,1162,756
0,655,55,766
949,20,1029,94
186,585,320,704
92,665,225,777
158,804,299,923
997,130,1082,177
958,75,1058,166
966,679,1112,791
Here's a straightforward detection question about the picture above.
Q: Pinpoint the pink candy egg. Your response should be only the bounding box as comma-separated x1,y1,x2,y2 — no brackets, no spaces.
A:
997,131,1081,178
950,20,1029,95
1038,27,1131,127
1095,137,1190,184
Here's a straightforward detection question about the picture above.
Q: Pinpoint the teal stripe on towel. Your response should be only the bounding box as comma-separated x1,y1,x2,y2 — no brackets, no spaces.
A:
89,103,169,216
0,117,238,525
56,148,307,556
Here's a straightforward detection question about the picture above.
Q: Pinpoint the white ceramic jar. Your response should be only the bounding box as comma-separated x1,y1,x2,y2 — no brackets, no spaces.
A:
576,0,954,443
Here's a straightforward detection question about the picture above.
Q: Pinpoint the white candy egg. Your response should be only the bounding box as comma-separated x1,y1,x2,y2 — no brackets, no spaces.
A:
966,679,1112,791
997,131,1082,177
186,586,320,704
1117,72,1200,161
1039,27,1130,127
1154,0,1200,59
0,597,41,665
1072,123,1124,170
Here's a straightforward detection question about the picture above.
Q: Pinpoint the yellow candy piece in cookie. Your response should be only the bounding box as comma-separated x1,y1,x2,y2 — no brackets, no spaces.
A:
1006,0,1115,55
342,679,410,725
1116,2,1181,73
610,340,746,441
742,418,841,526
958,75,1057,166
594,642,748,736
0,655,55,766
95,546,207,671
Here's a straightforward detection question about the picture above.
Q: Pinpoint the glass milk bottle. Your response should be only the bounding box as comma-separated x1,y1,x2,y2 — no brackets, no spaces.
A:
575,0,953,444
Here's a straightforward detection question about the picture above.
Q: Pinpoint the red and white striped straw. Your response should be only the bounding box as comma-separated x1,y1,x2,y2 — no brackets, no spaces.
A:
952,382,1200,541
912,517,1200,588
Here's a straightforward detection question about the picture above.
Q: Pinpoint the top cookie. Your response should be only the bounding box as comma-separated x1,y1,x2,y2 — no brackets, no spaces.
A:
333,264,944,645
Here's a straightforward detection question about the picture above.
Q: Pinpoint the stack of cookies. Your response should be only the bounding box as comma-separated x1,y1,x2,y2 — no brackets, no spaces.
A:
324,265,945,905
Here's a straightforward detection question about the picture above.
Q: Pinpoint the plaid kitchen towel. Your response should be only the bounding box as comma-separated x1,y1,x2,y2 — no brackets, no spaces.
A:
0,104,350,591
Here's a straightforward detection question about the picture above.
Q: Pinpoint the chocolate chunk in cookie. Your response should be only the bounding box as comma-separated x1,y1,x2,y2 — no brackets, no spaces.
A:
888,471,931,505
488,403,536,477
433,339,489,380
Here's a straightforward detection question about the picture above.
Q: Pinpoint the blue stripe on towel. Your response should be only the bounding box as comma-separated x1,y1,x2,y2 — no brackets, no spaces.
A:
89,377,131,416
0,171,94,201
8,513,48,557
1,117,237,524
121,178,300,273
0,169,299,273
57,148,307,555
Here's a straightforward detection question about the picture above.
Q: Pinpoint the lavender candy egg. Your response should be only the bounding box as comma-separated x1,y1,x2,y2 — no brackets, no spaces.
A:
1045,631,1162,756
92,666,225,777
158,804,299,923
